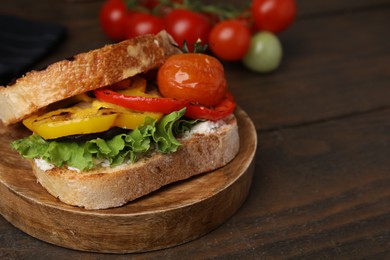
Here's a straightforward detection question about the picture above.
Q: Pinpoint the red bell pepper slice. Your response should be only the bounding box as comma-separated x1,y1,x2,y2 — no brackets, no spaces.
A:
94,89,236,121
94,89,188,114
185,92,236,121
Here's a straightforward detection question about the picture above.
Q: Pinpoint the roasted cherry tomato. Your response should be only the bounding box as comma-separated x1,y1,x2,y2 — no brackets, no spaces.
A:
125,12,164,39
209,19,251,61
252,0,297,33
157,53,227,107
164,9,213,51
99,0,127,41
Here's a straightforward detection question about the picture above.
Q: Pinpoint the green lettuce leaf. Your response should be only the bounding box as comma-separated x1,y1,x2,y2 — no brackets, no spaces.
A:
11,108,198,171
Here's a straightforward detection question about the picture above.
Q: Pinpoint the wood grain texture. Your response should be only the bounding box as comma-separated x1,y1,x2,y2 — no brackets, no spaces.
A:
0,0,389,258
138,108,390,259
0,108,256,253
226,5,390,130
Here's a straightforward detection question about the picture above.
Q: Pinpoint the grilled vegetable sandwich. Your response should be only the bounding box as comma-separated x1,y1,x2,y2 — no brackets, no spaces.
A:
0,31,239,209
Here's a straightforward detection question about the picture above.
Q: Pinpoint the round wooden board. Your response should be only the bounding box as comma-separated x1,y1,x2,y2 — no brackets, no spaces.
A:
0,107,256,253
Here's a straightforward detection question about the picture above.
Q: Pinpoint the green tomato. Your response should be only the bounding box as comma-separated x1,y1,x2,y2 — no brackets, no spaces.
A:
242,31,283,73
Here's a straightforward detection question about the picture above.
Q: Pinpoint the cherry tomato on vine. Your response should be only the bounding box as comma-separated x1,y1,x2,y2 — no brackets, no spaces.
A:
157,53,227,107
209,19,251,61
125,12,164,39
252,0,297,33
99,0,127,41
243,31,282,73
164,9,213,52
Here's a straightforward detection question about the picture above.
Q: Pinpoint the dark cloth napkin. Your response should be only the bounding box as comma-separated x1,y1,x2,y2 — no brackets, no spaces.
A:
0,14,66,85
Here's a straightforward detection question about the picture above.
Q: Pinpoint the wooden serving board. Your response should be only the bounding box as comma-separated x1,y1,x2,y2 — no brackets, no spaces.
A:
0,107,256,253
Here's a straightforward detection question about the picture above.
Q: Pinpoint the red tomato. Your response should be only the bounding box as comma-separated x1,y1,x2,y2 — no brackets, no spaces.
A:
164,9,213,51
157,53,227,107
125,12,164,39
99,0,127,41
209,19,251,61
252,0,297,33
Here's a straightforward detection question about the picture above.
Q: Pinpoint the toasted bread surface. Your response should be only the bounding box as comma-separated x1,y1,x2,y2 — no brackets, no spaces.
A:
30,115,239,209
0,31,179,126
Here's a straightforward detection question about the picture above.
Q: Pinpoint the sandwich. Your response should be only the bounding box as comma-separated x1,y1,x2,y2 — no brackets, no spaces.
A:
0,31,239,209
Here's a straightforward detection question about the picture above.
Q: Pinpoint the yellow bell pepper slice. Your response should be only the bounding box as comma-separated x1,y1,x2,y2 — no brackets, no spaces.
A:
114,111,162,129
117,76,158,98
90,100,163,129
23,107,117,140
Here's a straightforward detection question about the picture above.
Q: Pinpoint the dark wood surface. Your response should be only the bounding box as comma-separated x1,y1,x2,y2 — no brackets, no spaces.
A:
1,0,389,258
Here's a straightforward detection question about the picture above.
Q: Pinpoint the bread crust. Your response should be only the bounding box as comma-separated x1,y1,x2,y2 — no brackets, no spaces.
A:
30,115,239,209
0,31,179,126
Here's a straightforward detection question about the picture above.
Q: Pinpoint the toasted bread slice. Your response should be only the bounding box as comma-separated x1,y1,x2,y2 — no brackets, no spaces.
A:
0,31,180,126
30,115,239,209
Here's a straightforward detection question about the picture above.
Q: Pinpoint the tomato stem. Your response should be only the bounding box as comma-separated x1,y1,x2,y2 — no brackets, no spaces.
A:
123,0,140,9
178,40,208,54
181,1,251,21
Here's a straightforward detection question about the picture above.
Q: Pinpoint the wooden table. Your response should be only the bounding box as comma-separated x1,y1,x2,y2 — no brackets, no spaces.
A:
1,0,389,258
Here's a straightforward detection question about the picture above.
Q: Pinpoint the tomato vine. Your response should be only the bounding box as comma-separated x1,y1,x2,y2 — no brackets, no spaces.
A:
99,0,297,73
